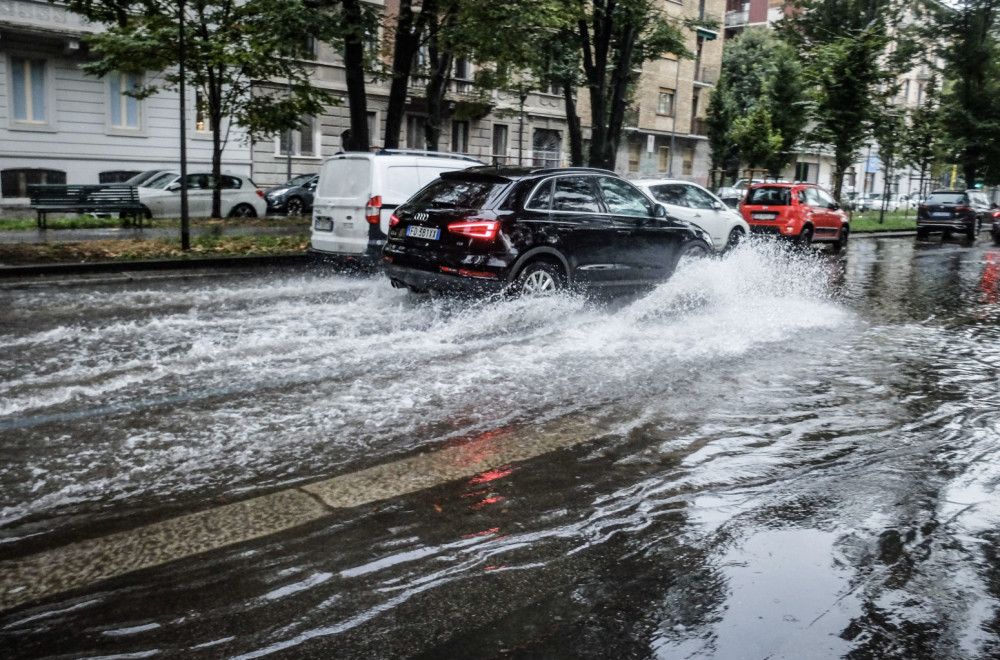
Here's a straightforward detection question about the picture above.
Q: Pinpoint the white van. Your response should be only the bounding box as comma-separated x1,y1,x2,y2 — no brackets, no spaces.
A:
310,150,482,262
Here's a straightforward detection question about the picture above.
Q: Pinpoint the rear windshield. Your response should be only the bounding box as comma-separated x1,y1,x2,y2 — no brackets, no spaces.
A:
925,192,965,205
317,158,372,199
746,186,792,206
408,178,507,209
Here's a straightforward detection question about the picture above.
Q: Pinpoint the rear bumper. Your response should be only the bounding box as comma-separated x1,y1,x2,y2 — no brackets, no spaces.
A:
383,260,508,294
916,217,973,231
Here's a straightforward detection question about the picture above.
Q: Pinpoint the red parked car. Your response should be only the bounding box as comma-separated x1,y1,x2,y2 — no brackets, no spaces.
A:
740,183,850,251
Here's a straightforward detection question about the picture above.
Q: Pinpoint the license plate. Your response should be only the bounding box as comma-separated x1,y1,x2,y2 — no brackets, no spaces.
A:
932,212,951,218
407,225,440,240
314,217,333,231
753,212,777,220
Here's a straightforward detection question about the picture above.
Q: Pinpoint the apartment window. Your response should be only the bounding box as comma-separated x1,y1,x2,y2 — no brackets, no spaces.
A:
195,90,209,132
658,89,675,116
368,111,378,147
795,162,810,182
917,83,925,106
100,170,141,183
10,56,47,124
532,129,561,167
279,115,318,157
2,168,65,198
492,124,508,162
406,115,427,149
452,120,469,154
109,72,141,129
658,146,671,173
682,148,694,176
454,58,471,80
628,141,642,173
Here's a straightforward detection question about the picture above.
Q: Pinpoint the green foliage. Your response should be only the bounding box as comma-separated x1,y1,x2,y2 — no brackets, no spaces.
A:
933,0,1000,186
779,0,906,199
706,29,807,176
731,104,783,169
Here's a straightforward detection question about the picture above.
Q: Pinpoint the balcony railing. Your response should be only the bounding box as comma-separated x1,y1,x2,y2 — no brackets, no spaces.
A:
725,9,749,27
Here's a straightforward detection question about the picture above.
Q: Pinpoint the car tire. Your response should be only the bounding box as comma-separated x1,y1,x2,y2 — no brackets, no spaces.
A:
917,228,929,240
285,197,304,216
229,203,257,218
993,231,1000,246
831,225,850,253
673,239,712,273
514,260,565,297
725,226,746,251
796,225,814,246
967,217,981,241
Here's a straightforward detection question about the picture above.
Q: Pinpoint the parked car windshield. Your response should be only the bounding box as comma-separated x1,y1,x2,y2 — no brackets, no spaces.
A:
287,174,316,187
408,178,507,209
746,186,792,206
144,173,180,190
925,192,966,205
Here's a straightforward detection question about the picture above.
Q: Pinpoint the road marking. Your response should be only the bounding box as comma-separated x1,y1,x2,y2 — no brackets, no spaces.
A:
0,417,600,612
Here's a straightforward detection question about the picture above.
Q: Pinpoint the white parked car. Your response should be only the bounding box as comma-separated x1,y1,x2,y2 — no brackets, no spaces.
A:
310,149,482,262
634,178,751,251
138,172,267,219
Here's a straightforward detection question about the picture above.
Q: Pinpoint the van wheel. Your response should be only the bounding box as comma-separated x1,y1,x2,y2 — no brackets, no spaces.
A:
515,261,565,297
967,217,981,241
229,204,257,218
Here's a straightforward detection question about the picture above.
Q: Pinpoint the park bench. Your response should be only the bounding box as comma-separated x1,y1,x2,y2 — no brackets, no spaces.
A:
28,184,147,229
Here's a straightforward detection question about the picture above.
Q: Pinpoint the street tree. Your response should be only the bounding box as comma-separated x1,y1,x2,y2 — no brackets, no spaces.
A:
779,0,912,199
706,28,807,180
730,103,784,171
898,76,945,198
67,0,339,218
572,0,690,170
933,0,1000,186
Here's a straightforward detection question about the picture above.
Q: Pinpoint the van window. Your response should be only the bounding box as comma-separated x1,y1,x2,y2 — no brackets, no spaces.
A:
318,158,372,199
385,165,421,201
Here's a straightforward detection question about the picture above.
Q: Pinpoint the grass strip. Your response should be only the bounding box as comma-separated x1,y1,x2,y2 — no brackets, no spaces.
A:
0,215,309,231
0,234,309,265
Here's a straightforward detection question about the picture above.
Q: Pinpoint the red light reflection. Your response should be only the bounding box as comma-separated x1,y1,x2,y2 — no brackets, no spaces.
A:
469,496,505,511
461,527,500,539
469,465,518,485
980,250,1000,305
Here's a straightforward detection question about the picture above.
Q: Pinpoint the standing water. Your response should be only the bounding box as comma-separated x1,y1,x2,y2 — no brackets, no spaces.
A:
3,237,1000,659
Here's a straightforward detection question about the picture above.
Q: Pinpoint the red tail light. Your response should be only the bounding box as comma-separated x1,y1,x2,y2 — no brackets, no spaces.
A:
389,213,400,227
365,196,382,224
918,205,928,212
992,210,1000,218
955,206,972,212
448,220,499,240
256,190,264,199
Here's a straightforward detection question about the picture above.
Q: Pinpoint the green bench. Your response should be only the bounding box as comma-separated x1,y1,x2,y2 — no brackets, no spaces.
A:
28,184,147,229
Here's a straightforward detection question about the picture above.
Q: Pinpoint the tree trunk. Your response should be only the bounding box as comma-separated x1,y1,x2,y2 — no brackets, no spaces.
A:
384,0,428,149
341,0,370,151
605,25,637,171
424,35,451,152
562,84,584,166
581,3,613,169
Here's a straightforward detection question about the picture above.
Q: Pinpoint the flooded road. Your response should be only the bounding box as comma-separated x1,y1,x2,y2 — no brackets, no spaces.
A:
3,236,1000,658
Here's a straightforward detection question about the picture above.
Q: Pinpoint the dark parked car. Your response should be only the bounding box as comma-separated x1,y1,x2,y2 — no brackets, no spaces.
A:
381,166,713,296
264,173,318,216
917,189,993,240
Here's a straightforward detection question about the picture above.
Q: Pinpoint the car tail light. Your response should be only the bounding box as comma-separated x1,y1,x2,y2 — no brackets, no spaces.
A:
256,190,264,199
993,210,1000,218
365,196,382,224
389,213,400,227
955,205,972,211
448,220,499,240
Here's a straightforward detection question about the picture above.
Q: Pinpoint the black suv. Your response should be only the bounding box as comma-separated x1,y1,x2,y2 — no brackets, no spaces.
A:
917,189,993,240
381,166,713,296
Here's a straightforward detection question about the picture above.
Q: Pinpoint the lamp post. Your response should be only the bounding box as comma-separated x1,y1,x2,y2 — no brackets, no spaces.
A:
178,0,190,250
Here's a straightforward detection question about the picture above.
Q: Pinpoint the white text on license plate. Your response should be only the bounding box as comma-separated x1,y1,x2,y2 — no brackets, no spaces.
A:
753,212,777,220
407,225,440,240
932,212,951,218
314,217,333,231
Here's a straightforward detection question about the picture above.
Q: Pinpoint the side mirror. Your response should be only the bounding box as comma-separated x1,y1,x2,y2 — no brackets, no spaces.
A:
652,203,667,219
712,201,724,211
831,202,840,210
166,182,181,192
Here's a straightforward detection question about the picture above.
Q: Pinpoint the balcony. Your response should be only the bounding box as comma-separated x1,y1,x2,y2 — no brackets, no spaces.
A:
725,9,749,27
694,65,718,86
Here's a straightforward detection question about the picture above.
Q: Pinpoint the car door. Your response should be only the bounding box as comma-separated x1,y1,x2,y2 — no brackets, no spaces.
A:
799,187,829,236
545,175,621,285
813,187,840,238
682,183,731,249
596,176,680,282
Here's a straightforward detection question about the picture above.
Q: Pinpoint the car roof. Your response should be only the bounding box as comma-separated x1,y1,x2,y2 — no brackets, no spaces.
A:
440,165,616,182
632,178,700,186
748,182,816,189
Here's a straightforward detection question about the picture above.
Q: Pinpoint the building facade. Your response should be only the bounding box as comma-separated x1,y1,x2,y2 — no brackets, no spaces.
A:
0,0,252,203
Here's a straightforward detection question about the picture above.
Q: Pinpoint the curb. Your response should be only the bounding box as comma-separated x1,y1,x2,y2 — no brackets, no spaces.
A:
0,253,310,279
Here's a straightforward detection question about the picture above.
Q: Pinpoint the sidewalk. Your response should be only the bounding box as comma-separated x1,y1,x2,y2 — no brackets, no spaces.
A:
0,224,305,244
